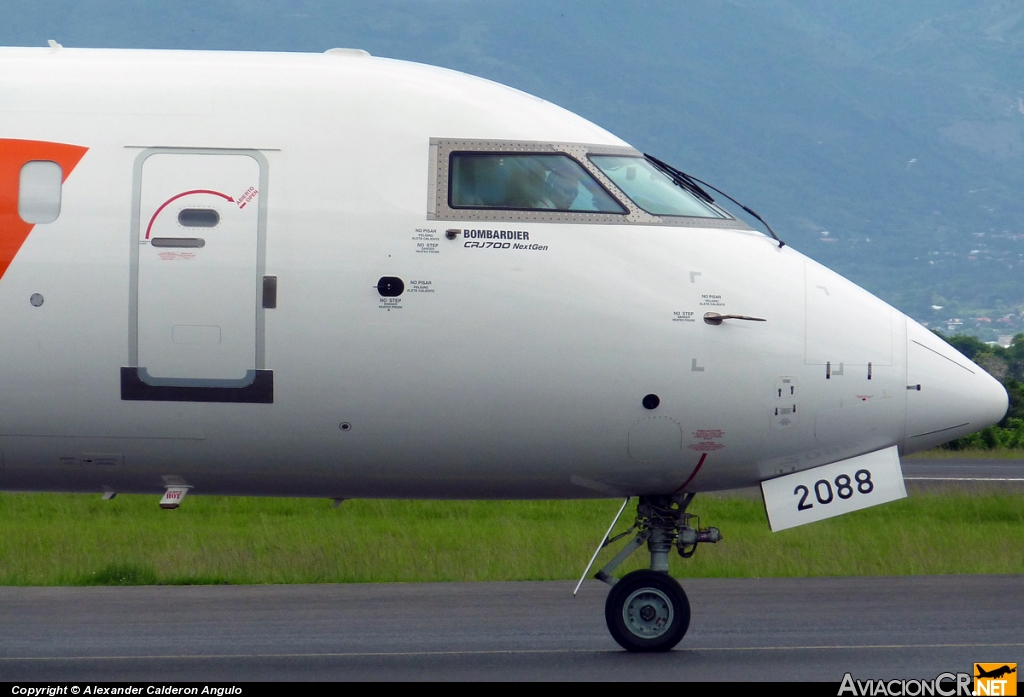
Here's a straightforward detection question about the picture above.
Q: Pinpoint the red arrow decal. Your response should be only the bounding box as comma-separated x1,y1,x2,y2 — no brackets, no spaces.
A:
145,189,234,239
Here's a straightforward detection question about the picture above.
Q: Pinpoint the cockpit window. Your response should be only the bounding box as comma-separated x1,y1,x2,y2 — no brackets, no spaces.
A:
589,155,727,218
449,153,626,214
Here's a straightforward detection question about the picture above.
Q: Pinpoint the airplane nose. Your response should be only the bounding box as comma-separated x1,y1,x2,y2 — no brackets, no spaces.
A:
904,319,1008,453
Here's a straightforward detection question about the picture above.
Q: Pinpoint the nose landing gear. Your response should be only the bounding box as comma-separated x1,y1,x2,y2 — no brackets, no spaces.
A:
576,494,721,652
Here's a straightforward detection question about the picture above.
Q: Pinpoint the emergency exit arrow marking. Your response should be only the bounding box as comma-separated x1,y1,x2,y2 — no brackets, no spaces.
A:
145,189,235,239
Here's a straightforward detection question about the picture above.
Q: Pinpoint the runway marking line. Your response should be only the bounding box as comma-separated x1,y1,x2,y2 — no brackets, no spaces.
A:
904,477,1024,481
3,643,1023,661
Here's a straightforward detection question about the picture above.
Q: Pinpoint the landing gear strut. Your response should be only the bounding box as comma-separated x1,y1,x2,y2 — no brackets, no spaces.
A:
576,494,721,652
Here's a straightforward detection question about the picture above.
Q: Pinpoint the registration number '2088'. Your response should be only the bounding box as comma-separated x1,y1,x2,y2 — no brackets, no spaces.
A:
760,447,906,532
794,469,874,510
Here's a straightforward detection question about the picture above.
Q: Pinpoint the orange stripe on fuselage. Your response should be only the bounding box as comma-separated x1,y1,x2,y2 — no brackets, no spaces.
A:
0,139,88,281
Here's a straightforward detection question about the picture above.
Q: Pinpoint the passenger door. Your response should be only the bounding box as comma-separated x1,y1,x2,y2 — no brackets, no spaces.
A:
132,149,264,386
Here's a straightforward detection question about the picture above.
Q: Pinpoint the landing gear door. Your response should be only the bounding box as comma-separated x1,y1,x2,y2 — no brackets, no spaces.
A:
128,149,268,393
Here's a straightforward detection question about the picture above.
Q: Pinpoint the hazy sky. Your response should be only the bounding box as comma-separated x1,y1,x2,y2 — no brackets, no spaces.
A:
4,1,1023,323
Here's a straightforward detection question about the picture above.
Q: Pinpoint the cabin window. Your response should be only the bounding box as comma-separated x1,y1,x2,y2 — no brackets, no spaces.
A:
589,156,726,218
18,160,63,224
449,153,626,213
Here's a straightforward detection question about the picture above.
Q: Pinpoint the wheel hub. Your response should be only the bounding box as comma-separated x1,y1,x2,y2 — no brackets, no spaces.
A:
622,587,673,638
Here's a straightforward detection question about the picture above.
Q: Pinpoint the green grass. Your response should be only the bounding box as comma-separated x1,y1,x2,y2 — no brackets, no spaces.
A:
1,491,1022,586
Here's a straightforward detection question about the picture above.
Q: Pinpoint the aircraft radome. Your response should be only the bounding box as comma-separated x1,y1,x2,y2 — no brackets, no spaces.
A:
0,44,1008,652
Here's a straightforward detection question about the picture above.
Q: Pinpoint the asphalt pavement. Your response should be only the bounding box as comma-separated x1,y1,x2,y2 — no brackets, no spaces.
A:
1,576,1021,681
902,458,1024,481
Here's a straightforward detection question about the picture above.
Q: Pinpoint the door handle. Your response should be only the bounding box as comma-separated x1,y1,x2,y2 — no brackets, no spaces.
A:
703,312,766,325
151,237,205,248
263,276,277,309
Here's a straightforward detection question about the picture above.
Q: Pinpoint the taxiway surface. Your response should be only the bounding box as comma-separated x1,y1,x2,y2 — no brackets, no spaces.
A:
903,458,1024,481
1,576,1021,681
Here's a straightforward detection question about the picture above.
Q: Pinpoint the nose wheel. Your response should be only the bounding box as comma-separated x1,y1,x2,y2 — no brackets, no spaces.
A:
575,494,720,652
605,570,690,652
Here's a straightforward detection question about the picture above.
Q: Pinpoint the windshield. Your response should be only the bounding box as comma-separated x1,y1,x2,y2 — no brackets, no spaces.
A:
589,155,727,218
449,153,626,213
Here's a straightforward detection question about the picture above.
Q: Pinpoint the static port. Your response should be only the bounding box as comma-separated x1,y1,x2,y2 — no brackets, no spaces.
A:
377,276,405,297
642,394,660,410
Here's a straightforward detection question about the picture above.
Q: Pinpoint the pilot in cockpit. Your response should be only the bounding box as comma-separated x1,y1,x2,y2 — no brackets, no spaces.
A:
450,154,592,211
536,161,580,210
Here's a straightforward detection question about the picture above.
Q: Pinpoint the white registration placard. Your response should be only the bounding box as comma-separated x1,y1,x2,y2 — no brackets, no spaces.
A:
761,446,906,532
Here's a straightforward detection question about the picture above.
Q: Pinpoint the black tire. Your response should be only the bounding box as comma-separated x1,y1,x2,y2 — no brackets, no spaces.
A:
604,570,690,652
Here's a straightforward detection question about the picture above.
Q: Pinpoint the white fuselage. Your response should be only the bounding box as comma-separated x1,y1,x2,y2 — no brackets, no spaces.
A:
0,48,1007,499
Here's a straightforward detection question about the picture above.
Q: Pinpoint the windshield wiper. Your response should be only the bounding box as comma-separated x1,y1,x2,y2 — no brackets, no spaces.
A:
643,154,785,248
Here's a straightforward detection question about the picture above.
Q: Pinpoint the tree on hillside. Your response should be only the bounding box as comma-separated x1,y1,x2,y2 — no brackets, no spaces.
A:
937,332,1024,448
937,332,1024,384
